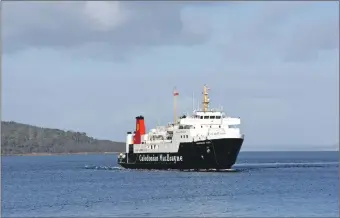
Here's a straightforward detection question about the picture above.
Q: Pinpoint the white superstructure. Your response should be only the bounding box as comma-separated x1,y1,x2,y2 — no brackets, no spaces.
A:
129,85,244,154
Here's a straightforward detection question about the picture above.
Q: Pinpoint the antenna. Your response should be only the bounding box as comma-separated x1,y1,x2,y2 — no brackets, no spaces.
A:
192,91,195,112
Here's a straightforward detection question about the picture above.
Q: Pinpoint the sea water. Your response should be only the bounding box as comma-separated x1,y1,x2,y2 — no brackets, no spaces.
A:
2,151,339,217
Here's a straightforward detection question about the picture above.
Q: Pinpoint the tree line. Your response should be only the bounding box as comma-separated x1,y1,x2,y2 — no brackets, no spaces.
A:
1,121,125,155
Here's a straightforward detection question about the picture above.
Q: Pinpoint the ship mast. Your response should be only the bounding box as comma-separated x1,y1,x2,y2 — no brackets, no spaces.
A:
173,87,179,124
202,84,210,112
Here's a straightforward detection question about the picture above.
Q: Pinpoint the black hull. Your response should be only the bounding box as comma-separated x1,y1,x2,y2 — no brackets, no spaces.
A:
118,138,243,170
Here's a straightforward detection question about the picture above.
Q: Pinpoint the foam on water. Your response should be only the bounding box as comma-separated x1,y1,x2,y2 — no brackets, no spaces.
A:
234,161,338,169
84,165,123,171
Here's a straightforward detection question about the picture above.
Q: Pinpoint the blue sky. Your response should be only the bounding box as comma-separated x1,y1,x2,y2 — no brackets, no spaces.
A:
2,1,339,150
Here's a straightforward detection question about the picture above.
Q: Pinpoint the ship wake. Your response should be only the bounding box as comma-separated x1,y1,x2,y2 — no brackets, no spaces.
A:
83,161,338,172
84,165,124,171
234,161,338,171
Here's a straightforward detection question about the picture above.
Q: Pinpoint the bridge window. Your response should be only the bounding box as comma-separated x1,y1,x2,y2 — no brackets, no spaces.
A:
200,116,203,119
210,116,215,119
204,116,209,119
216,116,221,119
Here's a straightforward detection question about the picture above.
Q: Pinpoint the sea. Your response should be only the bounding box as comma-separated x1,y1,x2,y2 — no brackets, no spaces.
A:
2,151,339,217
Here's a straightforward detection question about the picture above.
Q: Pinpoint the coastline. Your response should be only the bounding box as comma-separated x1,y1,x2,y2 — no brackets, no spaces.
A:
1,151,121,157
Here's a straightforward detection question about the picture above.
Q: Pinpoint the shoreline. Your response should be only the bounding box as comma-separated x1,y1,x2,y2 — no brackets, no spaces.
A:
1,152,121,157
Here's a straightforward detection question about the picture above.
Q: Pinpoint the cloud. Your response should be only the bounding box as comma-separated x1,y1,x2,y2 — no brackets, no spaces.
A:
281,15,339,62
2,1,212,59
220,1,339,63
82,1,129,31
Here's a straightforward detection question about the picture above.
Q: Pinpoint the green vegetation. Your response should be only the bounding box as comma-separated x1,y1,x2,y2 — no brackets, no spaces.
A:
1,121,125,155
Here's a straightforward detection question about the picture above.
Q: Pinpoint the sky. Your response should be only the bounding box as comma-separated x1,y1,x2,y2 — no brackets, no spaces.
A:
2,1,339,151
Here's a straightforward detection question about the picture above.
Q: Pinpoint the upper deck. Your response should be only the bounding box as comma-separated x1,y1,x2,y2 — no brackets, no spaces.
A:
138,84,242,140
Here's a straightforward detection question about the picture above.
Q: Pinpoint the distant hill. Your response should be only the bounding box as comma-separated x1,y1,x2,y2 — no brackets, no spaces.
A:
1,121,125,155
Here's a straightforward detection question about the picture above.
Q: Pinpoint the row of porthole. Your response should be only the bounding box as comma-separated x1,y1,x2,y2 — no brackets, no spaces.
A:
180,126,222,139
146,145,159,149
194,125,221,129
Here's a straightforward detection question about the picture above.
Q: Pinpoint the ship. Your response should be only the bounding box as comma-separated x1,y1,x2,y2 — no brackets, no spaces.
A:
117,85,244,171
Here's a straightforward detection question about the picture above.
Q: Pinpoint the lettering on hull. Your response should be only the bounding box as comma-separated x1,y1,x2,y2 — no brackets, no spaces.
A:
138,154,183,162
196,141,211,145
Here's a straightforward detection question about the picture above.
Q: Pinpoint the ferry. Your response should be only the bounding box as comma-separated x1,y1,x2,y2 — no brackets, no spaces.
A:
117,85,244,170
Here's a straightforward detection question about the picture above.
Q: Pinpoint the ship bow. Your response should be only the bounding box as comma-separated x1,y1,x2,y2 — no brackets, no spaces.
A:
210,138,243,169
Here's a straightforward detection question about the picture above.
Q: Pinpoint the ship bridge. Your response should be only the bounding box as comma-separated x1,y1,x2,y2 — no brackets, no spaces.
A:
193,110,224,119
179,111,240,127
